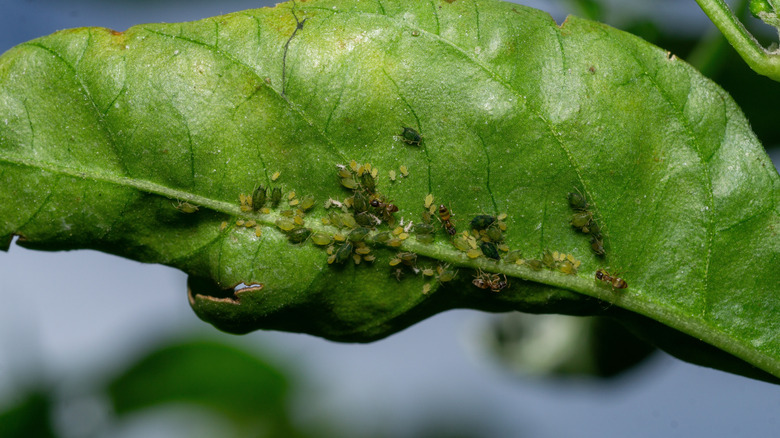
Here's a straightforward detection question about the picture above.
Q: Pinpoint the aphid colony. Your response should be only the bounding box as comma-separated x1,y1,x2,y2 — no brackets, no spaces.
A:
220,160,626,296
567,189,604,256
231,171,317,242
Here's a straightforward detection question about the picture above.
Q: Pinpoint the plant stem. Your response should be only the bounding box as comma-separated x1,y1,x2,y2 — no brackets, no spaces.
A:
695,0,780,80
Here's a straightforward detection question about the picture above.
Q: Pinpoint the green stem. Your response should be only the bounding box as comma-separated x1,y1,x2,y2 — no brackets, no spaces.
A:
695,0,780,80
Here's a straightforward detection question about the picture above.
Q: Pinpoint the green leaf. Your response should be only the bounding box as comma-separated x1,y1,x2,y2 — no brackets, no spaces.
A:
108,340,290,428
0,0,777,379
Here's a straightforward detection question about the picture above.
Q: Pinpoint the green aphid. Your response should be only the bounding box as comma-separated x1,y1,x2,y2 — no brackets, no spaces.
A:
505,250,523,264
175,201,199,213
397,252,417,266
252,185,267,211
275,217,295,232
372,231,392,243
329,212,344,228
567,191,588,211
354,211,376,227
352,191,370,213
400,126,422,146
588,220,602,239
542,250,556,268
591,236,605,256
485,225,503,242
340,177,359,190
416,234,435,244
437,267,457,283
570,211,592,230
334,242,354,264
340,213,358,229
311,232,333,246
526,259,543,270
453,237,471,252
348,227,371,242
300,195,316,212
470,215,496,230
288,227,311,244
360,172,376,194
414,223,435,235
271,187,282,207
480,241,500,260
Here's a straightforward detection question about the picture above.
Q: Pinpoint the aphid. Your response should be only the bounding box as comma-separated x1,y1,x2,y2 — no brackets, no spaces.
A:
595,269,627,289
340,177,359,190
414,223,436,244
436,264,457,283
352,190,371,213
570,210,592,229
480,241,500,260
438,204,457,235
348,227,371,242
470,215,496,230
399,165,409,177
354,211,377,227
332,242,353,264
485,225,503,242
219,221,228,231
275,217,295,231
372,231,392,243
300,195,316,212
271,187,282,207
396,252,417,266
354,244,372,255
422,283,432,294
400,126,422,146
542,250,556,269
424,194,435,210
311,232,333,246
567,189,588,211
287,227,311,244
174,200,199,213
505,250,523,264
360,172,376,194
525,259,543,270
389,170,397,181
271,171,281,181
466,248,482,259
591,236,605,256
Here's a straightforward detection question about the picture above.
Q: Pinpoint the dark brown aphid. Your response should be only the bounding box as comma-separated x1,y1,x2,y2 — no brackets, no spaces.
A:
595,269,627,289
470,215,496,230
400,126,422,146
480,241,500,260
438,204,457,235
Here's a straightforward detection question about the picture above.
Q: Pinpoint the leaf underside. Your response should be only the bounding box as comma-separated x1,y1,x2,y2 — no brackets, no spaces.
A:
0,0,778,380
